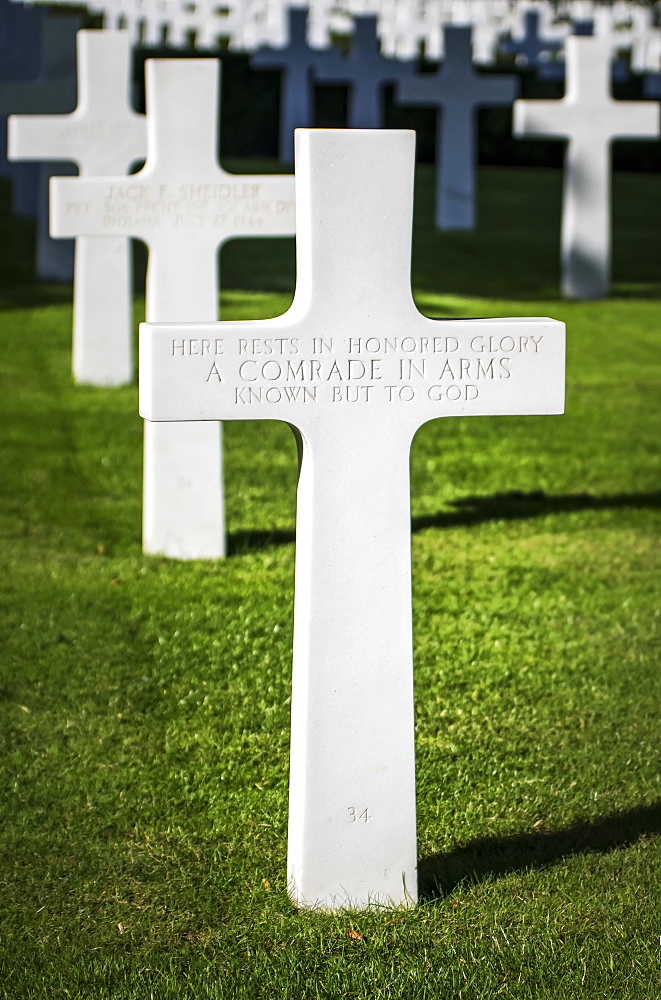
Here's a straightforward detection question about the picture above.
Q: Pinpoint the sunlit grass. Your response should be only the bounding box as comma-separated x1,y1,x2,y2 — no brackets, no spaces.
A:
0,163,659,998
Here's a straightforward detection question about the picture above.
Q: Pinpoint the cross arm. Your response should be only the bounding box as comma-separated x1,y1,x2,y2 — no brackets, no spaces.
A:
50,172,296,243
396,74,444,107
513,99,575,139
8,113,74,163
515,96,660,141
140,314,566,438
606,100,659,140
478,72,519,107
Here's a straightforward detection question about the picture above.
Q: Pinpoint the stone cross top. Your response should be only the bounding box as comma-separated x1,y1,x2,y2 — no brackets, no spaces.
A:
314,15,414,129
252,7,330,163
9,30,146,386
140,129,566,911
397,26,518,230
514,36,660,299
51,58,296,560
499,9,563,69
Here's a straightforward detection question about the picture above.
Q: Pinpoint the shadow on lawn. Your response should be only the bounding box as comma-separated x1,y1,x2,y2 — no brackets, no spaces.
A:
411,488,661,533
419,802,661,900
227,489,661,554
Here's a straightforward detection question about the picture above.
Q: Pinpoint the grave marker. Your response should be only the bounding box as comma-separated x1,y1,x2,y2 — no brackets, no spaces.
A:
514,35,659,299
499,9,563,69
252,7,331,163
396,25,518,230
51,58,295,559
314,15,414,129
9,30,147,386
140,128,566,911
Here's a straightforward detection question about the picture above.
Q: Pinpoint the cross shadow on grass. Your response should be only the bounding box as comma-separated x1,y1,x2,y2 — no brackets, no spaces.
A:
418,802,661,900
227,527,296,555
412,488,661,532
227,489,661,555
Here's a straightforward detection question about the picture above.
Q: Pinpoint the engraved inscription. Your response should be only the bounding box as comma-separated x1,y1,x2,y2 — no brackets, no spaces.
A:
347,807,372,823
54,120,146,155
145,318,563,425
167,330,549,409
98,181,294,234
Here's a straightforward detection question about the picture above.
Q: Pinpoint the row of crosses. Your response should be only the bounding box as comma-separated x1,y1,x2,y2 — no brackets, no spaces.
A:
5,26,658,565
8,0,660,66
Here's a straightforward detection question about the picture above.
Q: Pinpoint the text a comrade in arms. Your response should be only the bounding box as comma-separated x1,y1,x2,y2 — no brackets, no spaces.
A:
170,334,548,359
167,333,549,403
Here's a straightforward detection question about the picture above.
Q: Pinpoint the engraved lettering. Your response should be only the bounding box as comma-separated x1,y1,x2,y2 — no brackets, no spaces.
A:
332,385,374,402
399,359,425,380
347,807,371,823
428,384,479,401
385,385,415,401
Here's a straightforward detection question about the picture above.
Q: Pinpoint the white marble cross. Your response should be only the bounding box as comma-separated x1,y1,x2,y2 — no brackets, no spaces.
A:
9,30,147,386
396,25,518,230
252,7,331,163
314,15,414,129
51,58,296,559
140,128,566,911
514,35,659,299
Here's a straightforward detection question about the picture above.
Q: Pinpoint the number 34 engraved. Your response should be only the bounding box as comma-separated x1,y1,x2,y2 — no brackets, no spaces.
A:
347,807,371,823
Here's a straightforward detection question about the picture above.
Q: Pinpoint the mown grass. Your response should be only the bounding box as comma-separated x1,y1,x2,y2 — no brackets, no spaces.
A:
0,161,659,998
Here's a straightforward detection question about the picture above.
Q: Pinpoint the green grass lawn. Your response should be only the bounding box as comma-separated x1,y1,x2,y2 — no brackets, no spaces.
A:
0,162,660,999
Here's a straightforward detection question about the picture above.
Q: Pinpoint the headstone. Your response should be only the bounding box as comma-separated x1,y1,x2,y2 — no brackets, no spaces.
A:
252,7,331,163
139,127,566,911
314,15,414,129
514,36,659,299
9,30,146,387
0,14,80,281
499,9,563,69
396,25,518,230
51,58,296,560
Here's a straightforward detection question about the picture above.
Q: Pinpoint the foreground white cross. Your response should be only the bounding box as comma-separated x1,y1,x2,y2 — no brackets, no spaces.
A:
514,36,659,299
9,30,146,386
51,59,296,559
140,129,566,911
